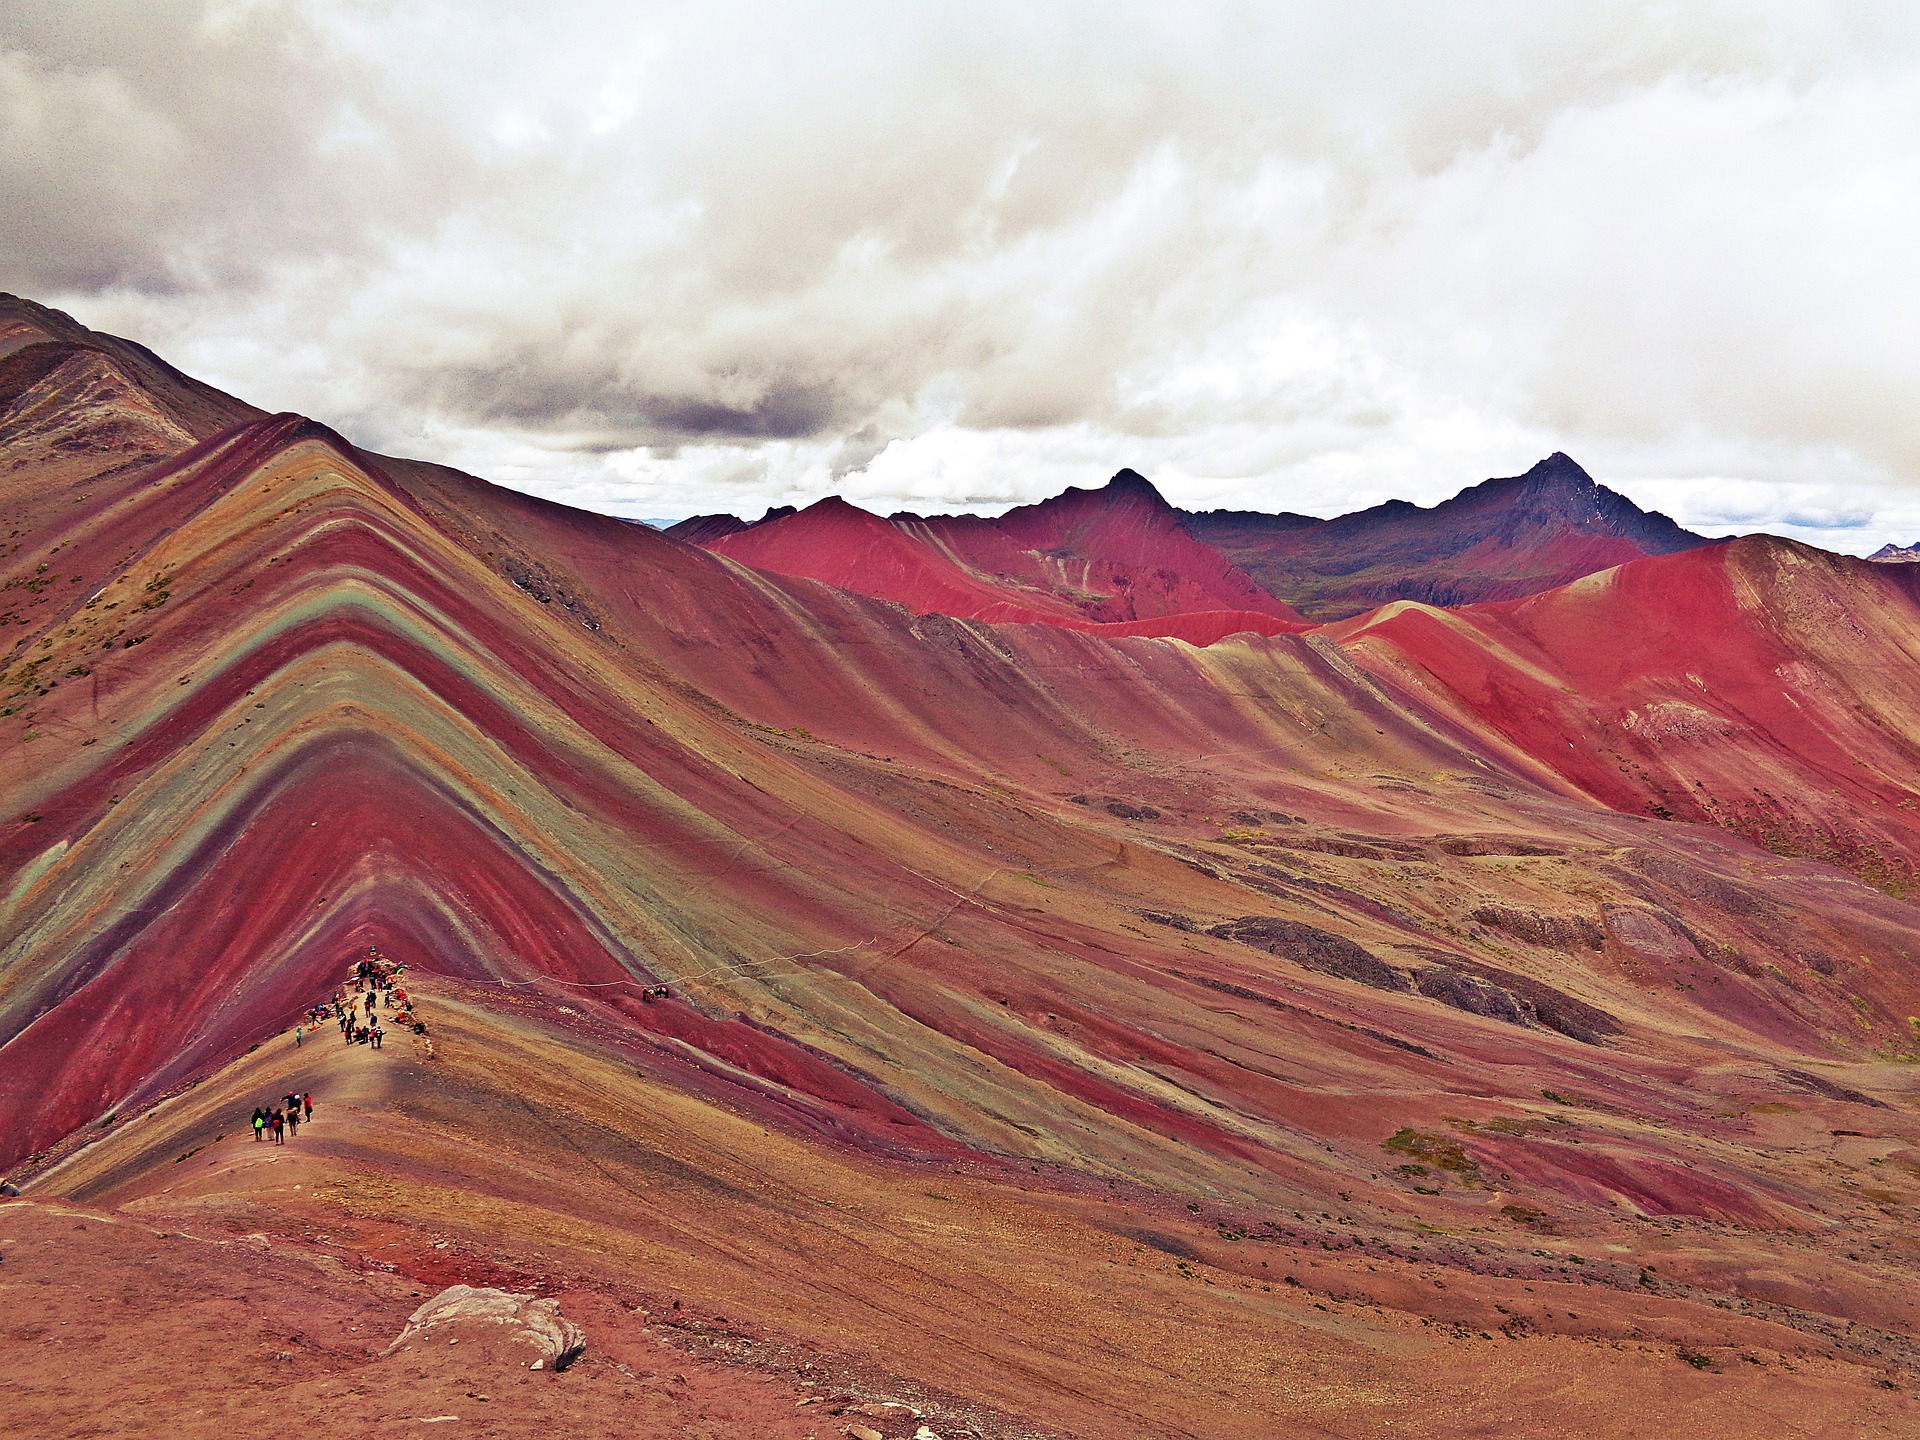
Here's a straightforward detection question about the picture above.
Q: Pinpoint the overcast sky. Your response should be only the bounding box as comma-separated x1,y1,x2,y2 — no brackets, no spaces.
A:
8,2,1920,550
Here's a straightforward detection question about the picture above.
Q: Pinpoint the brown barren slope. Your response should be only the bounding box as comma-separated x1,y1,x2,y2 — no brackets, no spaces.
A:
18,976,1920,1440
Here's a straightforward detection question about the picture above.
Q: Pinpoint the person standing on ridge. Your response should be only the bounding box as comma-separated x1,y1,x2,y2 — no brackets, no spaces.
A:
302,1093,313,1122
252,1107,266,1141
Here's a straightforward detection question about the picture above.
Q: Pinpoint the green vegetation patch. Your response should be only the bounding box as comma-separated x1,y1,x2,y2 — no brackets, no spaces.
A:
1382,1127,1484,1185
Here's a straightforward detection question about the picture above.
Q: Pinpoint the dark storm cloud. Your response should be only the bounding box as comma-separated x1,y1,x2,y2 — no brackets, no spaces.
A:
0,3,461,295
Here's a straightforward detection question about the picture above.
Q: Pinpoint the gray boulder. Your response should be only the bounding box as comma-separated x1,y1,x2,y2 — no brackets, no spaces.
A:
385,1284,585,1370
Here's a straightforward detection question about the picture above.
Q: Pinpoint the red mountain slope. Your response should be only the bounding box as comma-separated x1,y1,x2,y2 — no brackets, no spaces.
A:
688,469,1306,639
8,296,1920,1434
1333,537,1920,880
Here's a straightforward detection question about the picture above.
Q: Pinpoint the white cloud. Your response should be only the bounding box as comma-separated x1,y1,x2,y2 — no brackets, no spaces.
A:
7,1,1920,550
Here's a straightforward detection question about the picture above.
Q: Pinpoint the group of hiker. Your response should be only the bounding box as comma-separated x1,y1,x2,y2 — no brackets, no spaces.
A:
258,946,436,1139
289,946,429,1050
251,1091,313,1144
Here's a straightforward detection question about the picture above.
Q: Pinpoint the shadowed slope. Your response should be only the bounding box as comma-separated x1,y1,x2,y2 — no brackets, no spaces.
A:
1182,453,1713,620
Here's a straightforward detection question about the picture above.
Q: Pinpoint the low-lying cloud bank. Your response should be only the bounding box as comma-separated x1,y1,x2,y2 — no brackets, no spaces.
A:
8,1,1920,549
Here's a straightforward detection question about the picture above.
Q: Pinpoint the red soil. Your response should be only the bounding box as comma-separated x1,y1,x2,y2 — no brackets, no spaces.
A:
1333,538,1920,873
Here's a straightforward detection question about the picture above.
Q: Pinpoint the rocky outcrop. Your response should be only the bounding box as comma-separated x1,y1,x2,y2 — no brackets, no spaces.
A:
1470,904,1606,951
1207,916,1410,992
385,1285,585,1370
1208,917,1619,1043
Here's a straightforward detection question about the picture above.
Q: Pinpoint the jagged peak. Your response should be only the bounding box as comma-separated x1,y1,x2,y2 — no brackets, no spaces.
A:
1104,467,1168,504
1867,541,1920,563
1459,453,1703,541
1517,451,1597,487
1464,452,1603,509
793,494,873,521
1008,467,1173,524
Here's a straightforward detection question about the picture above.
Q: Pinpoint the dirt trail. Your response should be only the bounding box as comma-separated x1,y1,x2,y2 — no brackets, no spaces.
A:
3,1016,843,1440
36,1011,400,1205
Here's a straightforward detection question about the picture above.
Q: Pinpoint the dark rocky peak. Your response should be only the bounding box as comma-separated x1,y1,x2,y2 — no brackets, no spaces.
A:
1519,451,1597,488
1033,467,1171,516
663,513,748,544
1469,453,1600,512
1452,453,1699,546
663,503,798,545
1868,541,1920,563
1104,467,1168,504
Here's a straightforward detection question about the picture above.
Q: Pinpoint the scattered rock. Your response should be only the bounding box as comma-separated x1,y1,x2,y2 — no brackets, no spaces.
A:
1227,809,1300,826
1262,832,1426,861
1400,946,1620,1043
1434,834,1566,857
850,1401,919,1422
1603,905,1700,961
1469,904,1605,951
1411,965,1534,1026
1208,916,1409,992
1136,909,1198,932
1781,1068,1888,1109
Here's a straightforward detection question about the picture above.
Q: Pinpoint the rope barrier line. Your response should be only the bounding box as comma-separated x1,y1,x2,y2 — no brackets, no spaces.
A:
452,935,884,994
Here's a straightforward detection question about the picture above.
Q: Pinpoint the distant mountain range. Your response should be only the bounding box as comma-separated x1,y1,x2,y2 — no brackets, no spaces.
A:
1869,540,1920,563
672,451,1715,628
1180,451,1712,618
